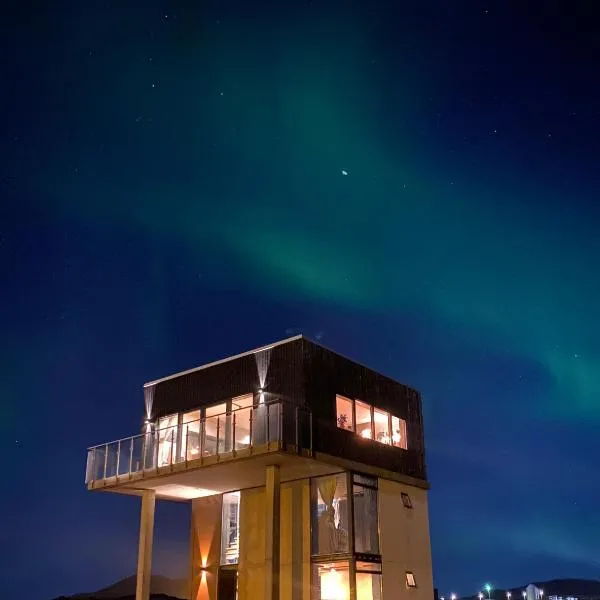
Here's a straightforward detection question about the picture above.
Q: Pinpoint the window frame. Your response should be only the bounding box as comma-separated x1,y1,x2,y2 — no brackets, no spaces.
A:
401,492,413,509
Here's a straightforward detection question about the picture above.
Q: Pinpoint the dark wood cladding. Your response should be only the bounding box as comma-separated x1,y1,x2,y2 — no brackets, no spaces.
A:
147,336,427,482
301,340,427,481
151,338,305,419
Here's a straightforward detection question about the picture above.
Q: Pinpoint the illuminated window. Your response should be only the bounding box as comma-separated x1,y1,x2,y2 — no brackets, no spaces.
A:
355,401,372,439
157,414,178,466
352,474,379,555
391,415,408,449
406,571,417,588
312,561,350,600
336,395,354,431
311,474,349,555
181,410,200,460
373,408,390,444
401,492,412,509
356,561,382,600
232,394,253,450
205,403,227,455
220,491,240,565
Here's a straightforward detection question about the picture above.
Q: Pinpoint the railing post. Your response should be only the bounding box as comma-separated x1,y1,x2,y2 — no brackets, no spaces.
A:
89,448,96,483
279,400,283,446
266,403,270,444
216,416,221,456
103,443,109,480
141,434,147,471
232,412,236,453
154,431,159,470
170,430,175,466
249,408,253,451
129,437,134,476
200,418,205,459
184,427,189,463
309,412,313,454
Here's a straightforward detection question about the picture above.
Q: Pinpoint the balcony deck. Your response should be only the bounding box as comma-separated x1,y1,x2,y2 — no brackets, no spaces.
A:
85,399,328,500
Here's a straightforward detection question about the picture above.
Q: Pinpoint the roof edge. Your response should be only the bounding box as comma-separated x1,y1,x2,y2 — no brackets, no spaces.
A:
143,334,304,388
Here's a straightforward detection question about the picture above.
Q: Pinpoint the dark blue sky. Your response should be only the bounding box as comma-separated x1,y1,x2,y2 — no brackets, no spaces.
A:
2,1,600,598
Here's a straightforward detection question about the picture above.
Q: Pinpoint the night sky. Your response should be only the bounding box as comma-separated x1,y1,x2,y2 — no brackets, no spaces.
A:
2,1,600,598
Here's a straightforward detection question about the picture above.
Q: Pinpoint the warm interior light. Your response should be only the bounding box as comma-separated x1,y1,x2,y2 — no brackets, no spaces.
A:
153,484,219,499
360,428,372,439
321,568,348,600
240,435,250,444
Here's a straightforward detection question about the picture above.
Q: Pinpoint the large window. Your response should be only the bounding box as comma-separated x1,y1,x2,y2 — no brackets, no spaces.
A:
311,474,350,555
220,491,240,565
205,403,227,455
336,395,354,431
336,397,408,450
232,394,253,450
157,414,178,466
312,561,350,600
352,475,379,555
181,409,200,461
355,401,372,439
391,415,408,450
356,562,382,600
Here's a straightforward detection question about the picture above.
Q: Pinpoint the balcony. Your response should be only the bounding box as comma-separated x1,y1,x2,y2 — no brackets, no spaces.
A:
85,399,313,489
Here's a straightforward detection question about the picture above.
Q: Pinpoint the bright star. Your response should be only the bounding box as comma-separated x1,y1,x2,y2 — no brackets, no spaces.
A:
341,170,348,176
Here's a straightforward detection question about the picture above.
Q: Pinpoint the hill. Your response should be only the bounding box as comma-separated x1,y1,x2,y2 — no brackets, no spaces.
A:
53,575,187,600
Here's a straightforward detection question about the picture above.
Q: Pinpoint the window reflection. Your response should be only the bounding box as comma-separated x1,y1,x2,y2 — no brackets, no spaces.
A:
157,414,178,466
336,395,354,431
311,474,349,555
355,401,372,439
373,408,390,445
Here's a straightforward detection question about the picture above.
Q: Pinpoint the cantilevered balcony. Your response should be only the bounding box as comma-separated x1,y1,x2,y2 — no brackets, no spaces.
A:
85,399,313,493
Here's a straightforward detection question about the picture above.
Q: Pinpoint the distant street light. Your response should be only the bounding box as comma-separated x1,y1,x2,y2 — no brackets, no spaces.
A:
522,591,527,600
539,591,544,600
485,584,493,600
479,593,484,600
451,594,457,600
507,592,512,600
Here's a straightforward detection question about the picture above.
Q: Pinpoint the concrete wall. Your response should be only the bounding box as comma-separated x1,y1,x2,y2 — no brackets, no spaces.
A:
280,479,311,600
379,479,433,600
238,487,268,599
190,495,223,600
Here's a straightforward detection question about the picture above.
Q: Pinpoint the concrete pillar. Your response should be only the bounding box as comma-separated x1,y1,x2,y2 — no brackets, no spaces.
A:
265,464,281,600
136,489,156,600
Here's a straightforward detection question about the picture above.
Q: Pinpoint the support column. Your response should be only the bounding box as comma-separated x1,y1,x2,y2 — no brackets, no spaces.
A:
265,464,281,600
136,489,156,600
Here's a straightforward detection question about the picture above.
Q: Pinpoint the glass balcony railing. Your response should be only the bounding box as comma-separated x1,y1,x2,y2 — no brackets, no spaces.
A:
85,399,312,484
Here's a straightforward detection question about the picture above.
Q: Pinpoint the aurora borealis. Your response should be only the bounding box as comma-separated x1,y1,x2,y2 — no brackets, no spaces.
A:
2,0,600,598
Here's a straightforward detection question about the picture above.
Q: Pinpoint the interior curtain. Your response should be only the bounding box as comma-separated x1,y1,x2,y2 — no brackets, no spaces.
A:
318,476,341,552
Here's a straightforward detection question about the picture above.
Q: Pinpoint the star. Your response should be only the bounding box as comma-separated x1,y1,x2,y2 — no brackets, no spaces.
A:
341,170,348,176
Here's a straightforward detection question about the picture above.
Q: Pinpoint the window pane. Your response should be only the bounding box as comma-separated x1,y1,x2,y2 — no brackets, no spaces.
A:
355,401,372,439
336,395,354,431
391,416,408,449
406,571,417,587
373,409,390,444
205,403,228,455
353,473,377,488
353,483,379,554
220,491,240,564
232,394,253,450
311,474,349,555
356,572,382,600
231,394,253,410
181,410,200,460
312,561,350,600
157,414,178,466
356,561,382,573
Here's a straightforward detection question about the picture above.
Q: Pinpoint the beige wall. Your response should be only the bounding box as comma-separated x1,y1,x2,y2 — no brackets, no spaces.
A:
379,479,433,600
280,479,311,600
238,487,267,599
190,495,223,600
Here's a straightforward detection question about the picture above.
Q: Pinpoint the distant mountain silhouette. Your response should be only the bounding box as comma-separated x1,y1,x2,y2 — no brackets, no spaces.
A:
460,579,600,600
53,575,187,600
